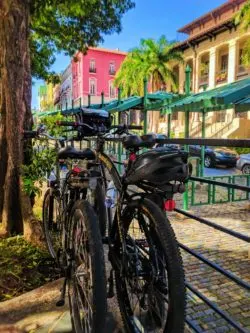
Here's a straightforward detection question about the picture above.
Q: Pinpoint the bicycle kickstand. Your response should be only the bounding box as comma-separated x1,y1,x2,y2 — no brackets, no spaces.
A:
56,277,67,306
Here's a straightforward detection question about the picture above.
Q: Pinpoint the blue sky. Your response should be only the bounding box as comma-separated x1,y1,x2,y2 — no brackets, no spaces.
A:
32,0,225,108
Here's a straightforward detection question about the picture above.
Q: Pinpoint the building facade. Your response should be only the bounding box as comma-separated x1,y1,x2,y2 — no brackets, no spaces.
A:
166,0,250,139
72,47,127,106
38,83,55,112
60,64,72,110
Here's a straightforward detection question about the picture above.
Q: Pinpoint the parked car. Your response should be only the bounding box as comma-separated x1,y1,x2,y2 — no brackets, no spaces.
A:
155,143,238,168
236,154,250,174
189,146,238,168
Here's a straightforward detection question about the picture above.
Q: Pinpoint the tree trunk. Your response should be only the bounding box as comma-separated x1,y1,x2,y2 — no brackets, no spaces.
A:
0,0,30,236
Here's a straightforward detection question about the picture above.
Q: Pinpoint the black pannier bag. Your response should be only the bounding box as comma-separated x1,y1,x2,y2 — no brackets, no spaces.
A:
76,107,112,136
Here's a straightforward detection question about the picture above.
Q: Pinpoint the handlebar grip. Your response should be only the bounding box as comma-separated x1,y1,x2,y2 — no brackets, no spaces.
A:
56,121,79,127
23,130,38,139
127,125,143,130
111,125,142,130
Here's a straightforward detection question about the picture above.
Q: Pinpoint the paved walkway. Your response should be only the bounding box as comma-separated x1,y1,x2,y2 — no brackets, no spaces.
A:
170,200,250,333
1,197,249,332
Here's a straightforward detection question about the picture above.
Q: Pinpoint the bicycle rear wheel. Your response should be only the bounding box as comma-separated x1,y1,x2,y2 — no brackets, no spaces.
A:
68,200,107,333
42,189,62,259
115,198,186,333
93,181,107,238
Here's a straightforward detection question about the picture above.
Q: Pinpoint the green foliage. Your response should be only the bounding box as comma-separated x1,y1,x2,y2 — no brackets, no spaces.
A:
22,113,71,196
30,0,135,80
114,35,183,97
233,147,250,155
39,113,71,137
22,144,56,196
0,236,49,301
235,1,250,66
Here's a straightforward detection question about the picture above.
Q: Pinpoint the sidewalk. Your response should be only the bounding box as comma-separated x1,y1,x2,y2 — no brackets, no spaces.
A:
0,278,122,333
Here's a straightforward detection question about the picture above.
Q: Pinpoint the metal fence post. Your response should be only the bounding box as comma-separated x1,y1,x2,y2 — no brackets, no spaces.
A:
117,88,122,173
168,113,171,137
143,78,148,135
101,91,104,107
201,110,206,177
183,65,191,210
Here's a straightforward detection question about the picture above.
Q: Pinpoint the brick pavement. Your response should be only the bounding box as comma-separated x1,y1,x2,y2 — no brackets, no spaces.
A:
170,199,250,333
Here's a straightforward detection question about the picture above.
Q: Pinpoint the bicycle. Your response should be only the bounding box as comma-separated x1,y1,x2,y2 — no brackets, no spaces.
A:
56,118,190,333
23,127,107,333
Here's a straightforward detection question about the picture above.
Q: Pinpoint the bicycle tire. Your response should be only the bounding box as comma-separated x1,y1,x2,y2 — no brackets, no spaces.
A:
42,188,62,259
115,198,186,333
94,181,107,238
68,200,107,333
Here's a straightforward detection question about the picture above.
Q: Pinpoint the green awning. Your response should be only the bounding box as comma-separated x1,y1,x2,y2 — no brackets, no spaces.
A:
167,77,250,113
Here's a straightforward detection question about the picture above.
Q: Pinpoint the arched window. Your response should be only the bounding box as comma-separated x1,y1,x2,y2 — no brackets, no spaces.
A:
89,78,97,95
109,62,116,75
89,59,96,73
109,80,116,98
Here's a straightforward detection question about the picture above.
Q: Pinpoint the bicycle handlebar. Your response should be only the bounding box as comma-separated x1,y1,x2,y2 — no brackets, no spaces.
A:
111,125,143,130
56,121,79,127
23,130,38,139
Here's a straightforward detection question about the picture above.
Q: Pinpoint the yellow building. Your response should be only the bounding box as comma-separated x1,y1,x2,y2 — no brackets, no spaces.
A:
38,83,55,112
166,0,250,139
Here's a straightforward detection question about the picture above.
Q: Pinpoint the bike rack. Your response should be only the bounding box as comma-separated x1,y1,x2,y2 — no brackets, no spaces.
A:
102,137,250,332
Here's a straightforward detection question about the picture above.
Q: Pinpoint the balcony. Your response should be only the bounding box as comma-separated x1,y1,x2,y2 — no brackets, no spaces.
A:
89,68,96,73
199,74,209,88
236,65,250,79
216,70,228,84
109,69,116,75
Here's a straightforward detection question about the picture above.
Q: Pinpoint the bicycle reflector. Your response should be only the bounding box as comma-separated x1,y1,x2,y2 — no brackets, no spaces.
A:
164,199,176,211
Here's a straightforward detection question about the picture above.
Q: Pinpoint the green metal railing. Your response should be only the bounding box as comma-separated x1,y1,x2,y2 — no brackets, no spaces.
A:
189,174,250,207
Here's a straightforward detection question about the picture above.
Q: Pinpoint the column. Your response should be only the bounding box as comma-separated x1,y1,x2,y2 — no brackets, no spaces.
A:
209,47,216,89
195,55,200,93
228,39,237,83
179,64,185,94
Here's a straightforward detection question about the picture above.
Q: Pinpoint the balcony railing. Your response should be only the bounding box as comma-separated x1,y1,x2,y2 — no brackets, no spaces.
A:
109,69,116,75
216,70,228,84
199,74,209,87
236,65,250,79
89,68,96,73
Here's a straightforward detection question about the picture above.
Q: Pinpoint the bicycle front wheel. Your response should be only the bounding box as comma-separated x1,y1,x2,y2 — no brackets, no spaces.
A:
68,200,107,333
115,198,186,333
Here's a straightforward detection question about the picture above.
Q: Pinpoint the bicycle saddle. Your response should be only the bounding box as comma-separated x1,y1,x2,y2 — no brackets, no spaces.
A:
58,146,95,160
122,134,157,150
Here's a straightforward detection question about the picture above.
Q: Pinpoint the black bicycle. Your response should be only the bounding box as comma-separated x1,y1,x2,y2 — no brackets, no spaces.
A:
23,127,107,333
56,110,190,333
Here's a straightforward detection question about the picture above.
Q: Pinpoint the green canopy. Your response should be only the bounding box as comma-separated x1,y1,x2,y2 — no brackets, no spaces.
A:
167,77,250,113
34,91,179,117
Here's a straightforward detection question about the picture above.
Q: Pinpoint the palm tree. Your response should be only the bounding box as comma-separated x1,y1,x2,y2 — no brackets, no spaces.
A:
235,1,250,66
114,35,183,132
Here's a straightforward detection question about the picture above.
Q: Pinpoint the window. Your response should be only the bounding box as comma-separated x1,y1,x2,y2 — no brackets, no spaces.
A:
215,111,226,122
220,54,228,72
89,59,96,73
109,62,116,75
172,112,178,121
239,49,244,66
109,81,116,98
89,78,96,95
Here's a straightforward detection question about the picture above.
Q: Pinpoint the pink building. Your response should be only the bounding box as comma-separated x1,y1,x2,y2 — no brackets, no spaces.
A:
72,47,127,106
